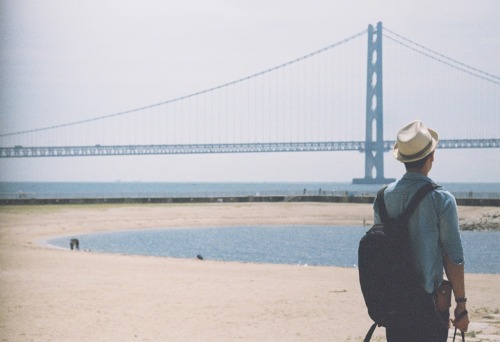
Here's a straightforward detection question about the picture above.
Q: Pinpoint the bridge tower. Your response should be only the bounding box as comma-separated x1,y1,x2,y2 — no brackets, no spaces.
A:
353,22,395,185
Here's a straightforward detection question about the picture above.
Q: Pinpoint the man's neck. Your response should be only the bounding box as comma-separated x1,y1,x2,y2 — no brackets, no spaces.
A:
407,169,428,177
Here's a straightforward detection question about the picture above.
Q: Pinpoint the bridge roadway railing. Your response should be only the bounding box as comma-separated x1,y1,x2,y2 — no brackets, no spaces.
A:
0,139,498,157
1,141,364,157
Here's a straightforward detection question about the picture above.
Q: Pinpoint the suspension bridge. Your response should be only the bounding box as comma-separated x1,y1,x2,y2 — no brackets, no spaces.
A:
1,22,499,183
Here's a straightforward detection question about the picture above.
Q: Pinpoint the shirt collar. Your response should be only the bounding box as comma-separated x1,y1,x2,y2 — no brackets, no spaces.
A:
402,172,433,183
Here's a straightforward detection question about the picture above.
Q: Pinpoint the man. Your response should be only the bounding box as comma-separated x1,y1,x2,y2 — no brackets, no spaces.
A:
373,120,470,341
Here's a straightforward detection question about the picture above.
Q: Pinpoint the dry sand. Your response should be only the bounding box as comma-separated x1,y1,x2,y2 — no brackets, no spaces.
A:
0,203,499,341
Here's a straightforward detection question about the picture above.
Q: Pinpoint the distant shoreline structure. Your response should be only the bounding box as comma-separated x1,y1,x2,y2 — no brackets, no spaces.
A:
1,195,498,207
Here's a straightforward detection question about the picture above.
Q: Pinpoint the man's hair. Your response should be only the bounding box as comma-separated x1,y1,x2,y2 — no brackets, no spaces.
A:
404,152,434,171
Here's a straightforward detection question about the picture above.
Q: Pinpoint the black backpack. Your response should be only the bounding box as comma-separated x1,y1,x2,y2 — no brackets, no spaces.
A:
358,183,437,341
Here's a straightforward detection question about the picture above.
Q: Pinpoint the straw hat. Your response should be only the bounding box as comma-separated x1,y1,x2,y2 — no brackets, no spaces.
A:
393,120,439,163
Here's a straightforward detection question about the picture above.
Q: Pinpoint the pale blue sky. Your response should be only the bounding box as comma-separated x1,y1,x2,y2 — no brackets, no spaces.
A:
1,0,499,183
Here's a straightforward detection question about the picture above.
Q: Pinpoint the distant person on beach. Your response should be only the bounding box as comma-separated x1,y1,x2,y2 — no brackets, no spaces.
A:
373,120,469,341
70,238,79,250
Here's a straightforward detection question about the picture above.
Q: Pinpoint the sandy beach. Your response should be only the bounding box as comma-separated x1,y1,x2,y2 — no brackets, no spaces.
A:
1,202,499,341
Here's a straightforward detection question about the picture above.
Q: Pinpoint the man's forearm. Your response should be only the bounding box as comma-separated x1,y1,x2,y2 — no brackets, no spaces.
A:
444,252,469,332
443,252,465,299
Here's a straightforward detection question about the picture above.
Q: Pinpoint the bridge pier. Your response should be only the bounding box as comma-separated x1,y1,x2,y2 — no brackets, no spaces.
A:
353,22,395,185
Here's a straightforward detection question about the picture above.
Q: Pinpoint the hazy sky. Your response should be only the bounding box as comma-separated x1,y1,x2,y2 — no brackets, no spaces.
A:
1,0,499,183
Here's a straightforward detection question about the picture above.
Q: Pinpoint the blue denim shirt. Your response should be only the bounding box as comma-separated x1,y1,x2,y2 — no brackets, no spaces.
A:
373,172,464,294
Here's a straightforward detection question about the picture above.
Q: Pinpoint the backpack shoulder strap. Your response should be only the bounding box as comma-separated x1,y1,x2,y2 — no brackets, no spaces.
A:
376,183,438,224
376,186,389,223
400,183,438,222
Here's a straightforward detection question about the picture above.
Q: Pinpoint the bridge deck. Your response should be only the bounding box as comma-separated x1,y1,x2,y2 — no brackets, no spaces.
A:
1,139,498,157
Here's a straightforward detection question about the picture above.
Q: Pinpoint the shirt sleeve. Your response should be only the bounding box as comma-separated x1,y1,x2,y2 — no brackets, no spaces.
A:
434,190,464,265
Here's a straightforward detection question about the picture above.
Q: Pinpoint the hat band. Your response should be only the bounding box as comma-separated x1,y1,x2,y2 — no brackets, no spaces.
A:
399,140,433,160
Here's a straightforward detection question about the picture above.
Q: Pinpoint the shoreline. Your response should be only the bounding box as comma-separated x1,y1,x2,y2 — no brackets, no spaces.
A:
1,203,499,341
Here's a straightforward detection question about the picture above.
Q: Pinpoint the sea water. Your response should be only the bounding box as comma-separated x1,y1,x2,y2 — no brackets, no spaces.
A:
6,182,499,273
46,225,500,274
1,181,499,199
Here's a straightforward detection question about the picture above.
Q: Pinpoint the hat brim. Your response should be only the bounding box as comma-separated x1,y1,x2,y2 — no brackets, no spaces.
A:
393,128,439,163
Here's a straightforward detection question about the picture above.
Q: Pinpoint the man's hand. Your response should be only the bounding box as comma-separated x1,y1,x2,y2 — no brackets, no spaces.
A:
452,306,469,332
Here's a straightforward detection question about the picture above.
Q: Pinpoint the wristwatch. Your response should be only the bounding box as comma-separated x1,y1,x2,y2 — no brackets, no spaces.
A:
455,297,467,303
